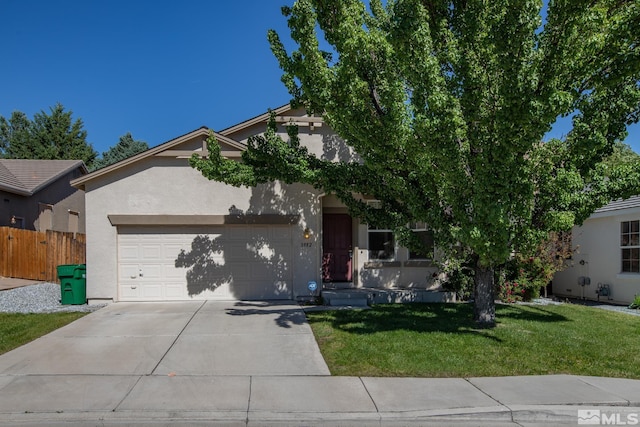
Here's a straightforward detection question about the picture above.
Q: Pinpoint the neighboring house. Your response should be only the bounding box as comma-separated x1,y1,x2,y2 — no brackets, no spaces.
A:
71,106,440,304
553,196,640,305
0,159,87,233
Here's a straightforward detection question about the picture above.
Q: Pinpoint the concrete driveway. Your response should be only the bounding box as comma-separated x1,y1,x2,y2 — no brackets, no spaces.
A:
2,301,640,426
0,300,329,377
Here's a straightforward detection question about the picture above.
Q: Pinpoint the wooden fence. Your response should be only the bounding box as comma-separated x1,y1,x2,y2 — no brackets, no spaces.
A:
0,227,86,282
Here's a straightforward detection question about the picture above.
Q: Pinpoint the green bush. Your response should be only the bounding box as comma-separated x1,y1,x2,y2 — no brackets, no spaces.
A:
440,257,475,301
496,257,544,303
629,295,640,309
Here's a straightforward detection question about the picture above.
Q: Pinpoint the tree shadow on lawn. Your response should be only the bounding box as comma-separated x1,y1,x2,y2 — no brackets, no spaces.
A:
308,303,570,341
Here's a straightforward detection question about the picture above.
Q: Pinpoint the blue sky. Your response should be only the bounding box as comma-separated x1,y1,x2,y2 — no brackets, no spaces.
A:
1,0,638,155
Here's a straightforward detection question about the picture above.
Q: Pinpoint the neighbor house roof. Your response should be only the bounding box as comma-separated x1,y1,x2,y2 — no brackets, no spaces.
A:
0,159,87,196
594,195,640,214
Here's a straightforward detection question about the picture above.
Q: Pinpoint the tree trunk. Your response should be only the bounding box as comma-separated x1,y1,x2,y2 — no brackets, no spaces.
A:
473,264,496,327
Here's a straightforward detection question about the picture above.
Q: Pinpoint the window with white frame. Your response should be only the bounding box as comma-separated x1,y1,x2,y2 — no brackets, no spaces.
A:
409,221,434,260
366,200,395,260
368,225,396,260
621,220,640,273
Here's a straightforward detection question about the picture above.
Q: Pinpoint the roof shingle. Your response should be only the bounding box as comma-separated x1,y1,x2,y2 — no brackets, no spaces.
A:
0,159,87,196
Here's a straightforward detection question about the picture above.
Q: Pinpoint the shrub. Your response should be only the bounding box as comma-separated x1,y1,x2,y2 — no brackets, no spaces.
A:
439,257,474,301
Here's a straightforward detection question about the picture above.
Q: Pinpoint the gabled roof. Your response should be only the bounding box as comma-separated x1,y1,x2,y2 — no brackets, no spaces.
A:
72,127,206,190
0,159,87,196
219,104,291,136
70,105,298,191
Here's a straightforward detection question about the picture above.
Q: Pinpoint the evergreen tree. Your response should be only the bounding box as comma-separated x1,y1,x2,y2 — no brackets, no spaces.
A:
0,111,32,158
0,104,97,167
92,132,148,171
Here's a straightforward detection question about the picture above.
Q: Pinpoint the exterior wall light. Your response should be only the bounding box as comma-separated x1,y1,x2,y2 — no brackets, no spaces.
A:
303,227,311,239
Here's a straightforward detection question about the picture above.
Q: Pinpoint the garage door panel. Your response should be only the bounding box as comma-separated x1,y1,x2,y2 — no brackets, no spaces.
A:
119,282,140,299
119,244,139,261
141,284,163,299
163,243,187,260
141,264,163,279
119,264,139,281
140,245,161,260
118,225,292,301
228,263,249,280
164,265,186,280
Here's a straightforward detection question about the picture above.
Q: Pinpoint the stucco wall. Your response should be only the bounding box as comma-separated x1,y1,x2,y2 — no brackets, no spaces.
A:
355,221,440,289
553,207,640,305
83,155,322,302
228,108,357,164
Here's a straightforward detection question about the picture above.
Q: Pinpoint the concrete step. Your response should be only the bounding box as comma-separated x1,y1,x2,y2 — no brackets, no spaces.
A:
321,289,457,306
322,290,369,307
328,297,369,307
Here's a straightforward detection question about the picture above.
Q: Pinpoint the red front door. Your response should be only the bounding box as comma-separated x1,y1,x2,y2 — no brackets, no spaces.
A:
322,213,352,282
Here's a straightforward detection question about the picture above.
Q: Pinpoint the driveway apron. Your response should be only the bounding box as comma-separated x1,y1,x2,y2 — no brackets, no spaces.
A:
0,300,329,377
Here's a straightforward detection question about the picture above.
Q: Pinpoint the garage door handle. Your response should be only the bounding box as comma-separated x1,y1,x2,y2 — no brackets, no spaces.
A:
130,275,137,279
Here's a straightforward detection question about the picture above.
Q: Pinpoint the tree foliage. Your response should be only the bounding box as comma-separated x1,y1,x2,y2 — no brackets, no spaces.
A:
0,111,31,158
0,103,97,167
91,132,148,171
602,141,640,171
193,0,640,325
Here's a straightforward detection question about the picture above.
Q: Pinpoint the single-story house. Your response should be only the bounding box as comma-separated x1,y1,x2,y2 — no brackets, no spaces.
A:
71,106,441,304
0,159,87,233
552,196,640,305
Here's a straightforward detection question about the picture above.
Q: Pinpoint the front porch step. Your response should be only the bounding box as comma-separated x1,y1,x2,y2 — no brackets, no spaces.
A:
322,290,368,307
321,288,457,307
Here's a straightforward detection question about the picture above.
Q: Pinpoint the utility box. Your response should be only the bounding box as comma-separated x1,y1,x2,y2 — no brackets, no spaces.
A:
58,264,87,305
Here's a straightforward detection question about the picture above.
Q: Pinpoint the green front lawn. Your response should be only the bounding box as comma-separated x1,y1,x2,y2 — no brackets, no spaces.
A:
0,312,87,355
307,303,640,378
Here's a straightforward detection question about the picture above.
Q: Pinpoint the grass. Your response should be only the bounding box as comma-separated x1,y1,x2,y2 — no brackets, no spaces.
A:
0,312,87,355
307,303,640,378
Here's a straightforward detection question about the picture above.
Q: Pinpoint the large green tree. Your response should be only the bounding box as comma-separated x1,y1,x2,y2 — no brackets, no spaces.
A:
193,0,640,325
0,103,97,167
0,111,31,158
91,132,148,171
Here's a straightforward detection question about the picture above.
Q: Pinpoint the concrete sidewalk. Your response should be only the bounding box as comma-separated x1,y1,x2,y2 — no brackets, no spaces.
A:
0,277,43,291
0,374,638,426
0,301,638,426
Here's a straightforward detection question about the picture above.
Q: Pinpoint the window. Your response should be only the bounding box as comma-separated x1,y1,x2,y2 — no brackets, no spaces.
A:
368,225,395,260
10,215,24,229
621,220,640,273
365,200,395,260
409,222,434,260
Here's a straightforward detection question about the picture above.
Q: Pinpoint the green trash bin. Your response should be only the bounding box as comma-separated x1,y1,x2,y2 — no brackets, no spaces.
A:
58,264,86,305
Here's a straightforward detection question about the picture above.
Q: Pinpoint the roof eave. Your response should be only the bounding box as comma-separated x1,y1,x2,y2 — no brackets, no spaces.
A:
219,104,291,136
30,161,87,194
0,183,32,196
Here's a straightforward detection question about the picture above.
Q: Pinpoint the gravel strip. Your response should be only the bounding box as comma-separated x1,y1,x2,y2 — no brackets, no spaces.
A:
523,297,640,316
0,283,106,314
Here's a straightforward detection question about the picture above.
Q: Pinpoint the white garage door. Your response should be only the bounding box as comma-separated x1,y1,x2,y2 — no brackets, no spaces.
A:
117,225,293,301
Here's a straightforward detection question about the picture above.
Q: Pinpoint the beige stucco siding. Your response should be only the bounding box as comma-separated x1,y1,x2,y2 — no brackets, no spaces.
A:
226,109,357,164
553,207,640,305
83,155,322,302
